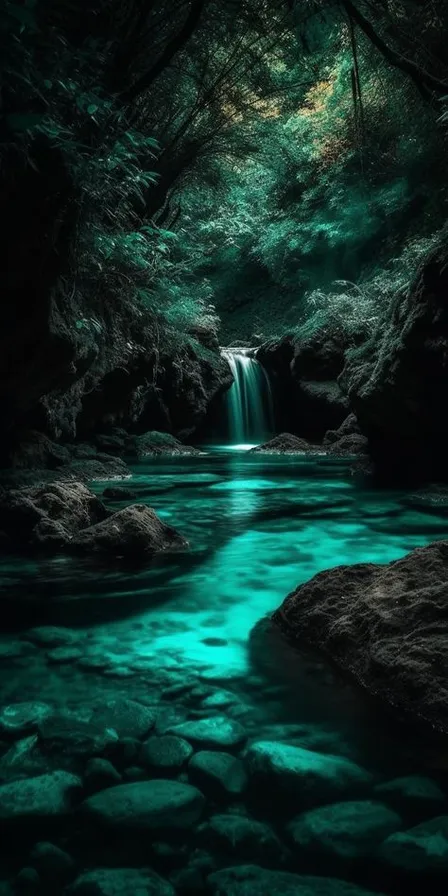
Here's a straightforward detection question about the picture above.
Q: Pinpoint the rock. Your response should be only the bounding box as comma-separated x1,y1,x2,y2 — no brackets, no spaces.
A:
167,717,246,751
374,775,445,809
29,841,75,882
288,800,401,859
81,780,205,831
339,244,448,481
379,816,448,872
0,481,107,550
90,699,156,739
55,455,131,483
140,736,193,773
102,486,134,500
0,735,47,781
0,771,82,821
323,414,361,446
0,702,52,739
15,868,40,892
207,866,385,896
71,505,188,559
67,868,174,895
130,431,201,459
326,433,368,457
244,741,371,804
188,751,247,799
201,814,283,862
24,627,80,648
402,485,448,516
10,432,71,470
84,758,122,793
47,647,83,664
273,540,448,733
249,434,317,454
37,714,119,760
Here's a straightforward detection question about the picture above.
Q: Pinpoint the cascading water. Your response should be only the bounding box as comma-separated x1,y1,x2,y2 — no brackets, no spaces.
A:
222,348,274,446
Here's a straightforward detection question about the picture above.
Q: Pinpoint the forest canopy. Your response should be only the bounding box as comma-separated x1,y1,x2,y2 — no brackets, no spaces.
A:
1,0,448,348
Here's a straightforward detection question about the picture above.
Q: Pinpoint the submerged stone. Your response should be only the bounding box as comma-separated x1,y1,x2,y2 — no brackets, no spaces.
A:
288,800,402,859
245,741,371,802
47,647,83,664
67,868,174,895
24,627,80,648
188,751,247,799
0,702,52,739
84,758,122,793
29,842,75,882
374,775,445,809
81,780,205,831
90,699,156,740
0,771,82,821
167,717,247,751
207,866,386,895
37,715,119,760
379,816,448,872
140,735,193,772
201,814,284,862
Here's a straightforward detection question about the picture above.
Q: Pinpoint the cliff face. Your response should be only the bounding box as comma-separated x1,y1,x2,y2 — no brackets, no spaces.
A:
0,140,231,469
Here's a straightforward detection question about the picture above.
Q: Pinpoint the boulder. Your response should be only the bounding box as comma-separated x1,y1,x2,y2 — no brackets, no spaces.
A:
244,741,371,806
374,775,445,811
129,431,201,459
288,800,401,859
140,735,193,773
200,814,284,863
188,751,247,799
67,868,174,895
249,434,317,454
71,505,187,559
89,699,156,740
167,717,247,751
0,703,52,739
379,816,448,872
84,758,122,793
24,627,80,648
323,414,361,446
29,841,75,884
37,714,119,761
339,244,448,481
102,486,134,501
0,771,82,822
325,433,368,457
207,866,385,896
81,780,205,832
0,481,107,550
273,540,448,733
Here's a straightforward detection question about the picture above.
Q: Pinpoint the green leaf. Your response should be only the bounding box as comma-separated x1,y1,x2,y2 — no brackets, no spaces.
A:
6,112,44,132
44,79,52,89
75,320,84,330
87,103,99,115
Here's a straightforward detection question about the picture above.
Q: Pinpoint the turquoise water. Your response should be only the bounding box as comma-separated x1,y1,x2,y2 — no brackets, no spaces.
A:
1,450,448,892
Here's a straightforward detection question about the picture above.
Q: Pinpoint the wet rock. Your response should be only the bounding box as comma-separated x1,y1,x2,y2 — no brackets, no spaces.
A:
323,414,361,446
0,702,52,739
102,486,134,501
71,505,188,559
84,758,122,793
37,715,119,760
24,627,80,648
0,770,82,821
140,736,193,773
167,717,246,751
0,735,47,782
90,699,156,740
0,641,32,661
15,868,40,892
288,800,401,859
401,485,448,516
207,865,384,895
249,434,316,454
374,775,445,810
130,431,201,459
326,433,368,457
201,814,284,862
81,780,205,831
55,455,131,483
188,751,247,799
29,841,75,883
245,741,371,804
67,868,174,895
0,481,107,550
273,540,448,733
379,816,448,872
339,244,448,481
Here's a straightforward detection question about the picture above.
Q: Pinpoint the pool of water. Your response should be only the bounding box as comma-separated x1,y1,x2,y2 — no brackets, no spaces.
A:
1,450,448,893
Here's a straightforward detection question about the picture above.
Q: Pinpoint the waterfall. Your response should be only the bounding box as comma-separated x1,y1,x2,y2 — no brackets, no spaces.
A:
222,348,274,446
